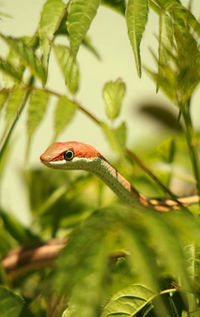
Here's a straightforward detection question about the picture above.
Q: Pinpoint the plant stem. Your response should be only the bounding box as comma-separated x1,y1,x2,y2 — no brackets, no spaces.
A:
181,102,200,199
0,77,34,160
22,85,101,125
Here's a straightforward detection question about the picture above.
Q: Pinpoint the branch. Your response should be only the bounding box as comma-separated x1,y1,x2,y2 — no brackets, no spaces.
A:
1,239,126,281
2,238,67,281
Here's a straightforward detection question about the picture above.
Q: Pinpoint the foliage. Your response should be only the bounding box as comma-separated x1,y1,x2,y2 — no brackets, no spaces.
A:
0,0,200,316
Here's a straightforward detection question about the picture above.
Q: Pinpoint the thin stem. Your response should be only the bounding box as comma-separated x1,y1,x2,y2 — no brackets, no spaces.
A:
149,0,165,13
0,77,34,159
23,85,101,125
181,102,200,199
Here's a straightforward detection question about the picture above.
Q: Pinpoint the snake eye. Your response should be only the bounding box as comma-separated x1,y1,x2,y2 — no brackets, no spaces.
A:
64,149,74,161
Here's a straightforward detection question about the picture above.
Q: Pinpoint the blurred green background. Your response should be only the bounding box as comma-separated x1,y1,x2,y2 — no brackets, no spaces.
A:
0,0,200,223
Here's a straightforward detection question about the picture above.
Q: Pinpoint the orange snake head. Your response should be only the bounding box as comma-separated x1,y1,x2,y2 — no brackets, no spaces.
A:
40,141,103,170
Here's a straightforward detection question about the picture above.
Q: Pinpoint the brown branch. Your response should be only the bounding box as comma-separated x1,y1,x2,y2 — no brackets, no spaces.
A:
1,239,126,281
2,238,67,281
22,85,101,125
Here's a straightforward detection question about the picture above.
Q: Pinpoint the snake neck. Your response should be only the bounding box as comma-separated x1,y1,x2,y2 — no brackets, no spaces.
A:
89,157,199,212
90,157,140,207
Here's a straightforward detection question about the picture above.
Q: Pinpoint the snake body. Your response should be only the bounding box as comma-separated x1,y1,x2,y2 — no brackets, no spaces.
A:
40,141,199,212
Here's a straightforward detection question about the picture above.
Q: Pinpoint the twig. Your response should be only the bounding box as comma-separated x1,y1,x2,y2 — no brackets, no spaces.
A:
22,85,101,125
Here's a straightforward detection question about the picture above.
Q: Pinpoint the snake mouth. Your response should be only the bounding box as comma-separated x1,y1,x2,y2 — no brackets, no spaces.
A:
40,154,53,167
40,158,50,167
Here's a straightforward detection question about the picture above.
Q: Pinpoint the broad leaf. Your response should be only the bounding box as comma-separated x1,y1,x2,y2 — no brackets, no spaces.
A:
103,78,126,120
0,286,24,317
126,0,149,77
143,212,192,291
54,10,101,59
101,0,125,15
0,34,47,84
27,90,49,153
144,65,177,102
0,208,39,244
67,0,100,56
154,0,200,36
54,208,116,317
101,283,176,317
159,13,173,66
158,12,173,91
0,91,8,113
62,240,107,317
156,137,176,163
125,227,159,291
39,0,66,68
0,57,22,82
0,228,16,256
5,87,24,128
54,45,79,94
82,36,101,60
54,95,77,139
101,284,157,317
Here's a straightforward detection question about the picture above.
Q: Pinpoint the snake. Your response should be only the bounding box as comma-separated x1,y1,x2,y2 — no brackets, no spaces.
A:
40,141,199,212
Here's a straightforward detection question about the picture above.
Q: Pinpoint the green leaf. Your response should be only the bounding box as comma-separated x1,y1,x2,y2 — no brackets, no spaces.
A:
54,95,77,139
62,240,107,317
67,0,100,56
0,228,16,256
39,0,66,68
0,34,47,84
82,36,101,60
27,90,49,153
54,208,115,316
103,78,126,120
126,0,149,77
53,45,79,94
144,65,177,102
0,139,10,182
5,87,25,128
0,286,24,317
143,212,191,291
0,208,39,244
2,48,25,88
101,283,177,317
0,57,22,82
158,12,173,92
159,13,173,66
101,0,125,15
101,284,157,317
157,137,176,163
101,121,127,156
0,91,8,113
125,227,159,291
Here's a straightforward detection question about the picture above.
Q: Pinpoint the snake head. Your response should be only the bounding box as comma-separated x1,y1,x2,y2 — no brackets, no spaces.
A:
40,141,102,170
